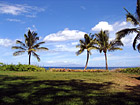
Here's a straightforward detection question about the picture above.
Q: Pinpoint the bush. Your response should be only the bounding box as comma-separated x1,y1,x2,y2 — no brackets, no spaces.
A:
118,67,140,74
49,68,108,72
0,63,46,72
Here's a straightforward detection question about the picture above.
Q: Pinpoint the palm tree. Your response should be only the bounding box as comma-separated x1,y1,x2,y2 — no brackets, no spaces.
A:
116,0,140,52
95,30,123,70
12,29,49,65
76,34,97,70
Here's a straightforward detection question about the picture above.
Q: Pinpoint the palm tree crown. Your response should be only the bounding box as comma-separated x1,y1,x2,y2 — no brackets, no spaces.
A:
76,34,97,70
12,30,49,65
94,30,123,70
116,0,140,52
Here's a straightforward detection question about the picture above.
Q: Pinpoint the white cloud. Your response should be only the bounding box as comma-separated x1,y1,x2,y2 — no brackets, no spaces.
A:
91,21,113,31
6,18,21,22
71,42,78,45
26,14,36,18
0,2,45,16
111,21,135,46
92,21,135,46
54,44,77,52
44,28,86,42
0,38,15,47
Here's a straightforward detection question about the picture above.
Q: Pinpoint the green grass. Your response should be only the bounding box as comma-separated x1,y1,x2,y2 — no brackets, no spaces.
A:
0,71,140,105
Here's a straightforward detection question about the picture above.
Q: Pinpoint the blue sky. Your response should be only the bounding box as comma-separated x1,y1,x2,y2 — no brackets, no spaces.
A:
0,0,139,67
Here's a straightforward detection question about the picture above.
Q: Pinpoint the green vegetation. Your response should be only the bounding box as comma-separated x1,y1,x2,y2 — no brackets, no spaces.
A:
12,29,49,65
76,31,123,70
76,34,97,70
94,30,123,70
0,63,46,72
0,1,140,104
116,0,140,52
118,67,140,74
50,68,108,72
0,71,140,105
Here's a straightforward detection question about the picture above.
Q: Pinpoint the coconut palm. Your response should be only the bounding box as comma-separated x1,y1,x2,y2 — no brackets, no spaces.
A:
12,30,49,65
116,0,140,52
95,30,123,70
76,34,97,70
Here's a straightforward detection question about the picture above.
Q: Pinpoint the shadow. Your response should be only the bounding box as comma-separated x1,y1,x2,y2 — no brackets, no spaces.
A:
131,76,140,80
0,75,140,105
126,85,140,95
135,77,140,80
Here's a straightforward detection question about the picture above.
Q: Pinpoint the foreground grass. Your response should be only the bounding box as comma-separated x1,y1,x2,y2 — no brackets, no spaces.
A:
0,71,140,105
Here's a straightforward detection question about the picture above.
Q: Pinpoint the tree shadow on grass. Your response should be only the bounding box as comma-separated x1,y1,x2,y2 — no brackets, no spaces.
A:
134,77,140,80
0,75,140,105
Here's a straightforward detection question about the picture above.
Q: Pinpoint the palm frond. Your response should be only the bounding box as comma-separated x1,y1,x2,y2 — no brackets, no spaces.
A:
133,33,140,50
110,40,124,46
36,47,49,51
12,46,26,51
79,39,85,45
24,34,28,39
76,49,84,56
28,48,36,52
116,28,137,40
32,41,45,48
32,42,45,48
136,0,140,20
108,47,123,52
137,43,140,53
94,33,100,40
32,52,40,62
16,40,27,48
84,34,90,45
35,37,39,40
77,45,86,49
32,31,37,37
124,8,139,26
13,51,25,56
87,46,99,51
89,33,94,39
36,41,45,45
28,30,32,37
126,14,139,26
76,45,80,48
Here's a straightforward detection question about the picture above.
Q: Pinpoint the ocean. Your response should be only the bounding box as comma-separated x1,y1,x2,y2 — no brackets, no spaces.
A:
43,67,130,70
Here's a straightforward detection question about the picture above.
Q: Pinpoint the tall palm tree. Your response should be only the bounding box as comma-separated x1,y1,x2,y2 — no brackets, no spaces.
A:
116,0,140,52
76,34,97,70
95,30,123,70
12,30,49,65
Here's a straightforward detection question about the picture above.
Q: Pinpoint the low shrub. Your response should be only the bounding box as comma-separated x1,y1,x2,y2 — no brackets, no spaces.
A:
0,63,46,72
114,67,140,74
49,68,108,72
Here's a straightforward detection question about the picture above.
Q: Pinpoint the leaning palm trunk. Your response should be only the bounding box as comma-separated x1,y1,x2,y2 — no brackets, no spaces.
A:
84,51,89,70
104,52,108,70
29,53,31,65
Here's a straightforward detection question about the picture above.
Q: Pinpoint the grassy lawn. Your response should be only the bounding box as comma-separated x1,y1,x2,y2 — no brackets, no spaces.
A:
0,71,140,105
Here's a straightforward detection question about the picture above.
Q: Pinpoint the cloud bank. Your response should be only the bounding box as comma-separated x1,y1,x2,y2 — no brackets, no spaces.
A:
91,21,113,31
44,28,86,42
91,21,135,46
0,38,15,47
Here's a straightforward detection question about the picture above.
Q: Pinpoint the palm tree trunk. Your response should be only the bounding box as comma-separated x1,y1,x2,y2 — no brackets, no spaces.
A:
29,53,31,65
104,52,108,70
84,50,89,70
